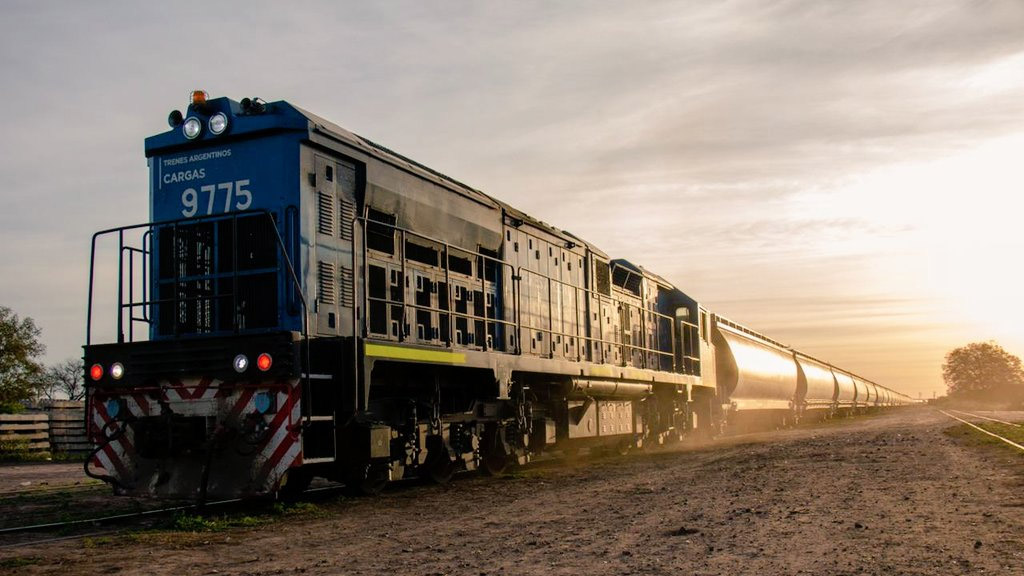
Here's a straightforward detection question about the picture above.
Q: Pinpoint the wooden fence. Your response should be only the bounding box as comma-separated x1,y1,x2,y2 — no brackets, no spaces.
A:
0,413,50,455
46,400,89,454
0,401,90,458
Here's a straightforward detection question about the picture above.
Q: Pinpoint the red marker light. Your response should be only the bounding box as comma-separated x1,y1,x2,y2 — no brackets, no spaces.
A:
89,364,104,381
257,353,273,371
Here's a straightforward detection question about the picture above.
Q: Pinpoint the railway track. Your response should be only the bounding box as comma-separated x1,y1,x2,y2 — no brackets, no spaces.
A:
939,409,1024,452
0,414,933,549
0,449,619,546
947,409,1022,428
0,500,221,541
0,481,106,498
0,483,349,546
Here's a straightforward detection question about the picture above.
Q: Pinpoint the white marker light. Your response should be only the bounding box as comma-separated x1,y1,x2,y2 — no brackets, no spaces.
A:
110,362,125,380
233,354,249,373
209,112,228,135
183,117,202,139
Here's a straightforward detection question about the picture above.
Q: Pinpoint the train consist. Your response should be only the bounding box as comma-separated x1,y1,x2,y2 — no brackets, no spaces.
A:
83,92,914,499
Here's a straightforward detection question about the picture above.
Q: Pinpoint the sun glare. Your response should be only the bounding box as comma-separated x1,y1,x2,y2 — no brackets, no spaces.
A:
964,51,1024,96
788,133,1024,358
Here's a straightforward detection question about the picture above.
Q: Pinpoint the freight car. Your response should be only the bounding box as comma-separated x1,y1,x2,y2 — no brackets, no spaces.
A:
83,92,914,499
711,315,910,431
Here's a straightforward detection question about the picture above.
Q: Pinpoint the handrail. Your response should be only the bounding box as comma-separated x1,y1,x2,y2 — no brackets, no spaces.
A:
86,210,308,351
515,266,695,370
86,209,311,425
358,215,514,351
357,216,700,375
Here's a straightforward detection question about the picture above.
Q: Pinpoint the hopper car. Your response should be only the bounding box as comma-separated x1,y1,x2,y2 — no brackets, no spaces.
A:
83,92,914,499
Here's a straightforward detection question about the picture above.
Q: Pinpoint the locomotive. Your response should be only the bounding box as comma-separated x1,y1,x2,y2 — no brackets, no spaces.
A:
83,91,913,499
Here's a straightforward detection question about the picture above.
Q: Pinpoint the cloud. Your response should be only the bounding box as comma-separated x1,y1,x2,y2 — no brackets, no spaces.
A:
1,0,1022,399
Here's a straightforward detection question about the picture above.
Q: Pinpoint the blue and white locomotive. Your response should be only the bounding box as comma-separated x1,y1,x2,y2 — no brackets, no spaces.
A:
83,91,912,499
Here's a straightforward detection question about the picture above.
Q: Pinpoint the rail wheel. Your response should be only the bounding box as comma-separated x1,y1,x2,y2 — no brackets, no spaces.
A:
346,463,389,496
424,452,456,484
278,467,313,500
423,434,457,484
479,424,510,476
615,438,634,456
481,447,509,476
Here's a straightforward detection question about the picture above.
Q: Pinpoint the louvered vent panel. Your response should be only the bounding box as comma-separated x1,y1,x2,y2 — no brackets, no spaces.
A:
339,199,356,241
318,192,335,236
340,266,354,307
318,260,337,305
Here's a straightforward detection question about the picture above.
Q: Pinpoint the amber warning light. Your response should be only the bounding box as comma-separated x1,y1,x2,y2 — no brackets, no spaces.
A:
190,90,208,106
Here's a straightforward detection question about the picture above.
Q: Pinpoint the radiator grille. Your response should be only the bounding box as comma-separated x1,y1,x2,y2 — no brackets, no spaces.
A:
318,260,337,305
340,265,354,307
339,198,356,241
318,191,335,236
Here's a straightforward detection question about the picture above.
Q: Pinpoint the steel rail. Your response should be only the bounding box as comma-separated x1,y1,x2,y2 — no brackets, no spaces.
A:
948,409,1022,428
0,484,347,539
0,529,122,550
0,482,106,498
0,499,236,537
938,410,1024,452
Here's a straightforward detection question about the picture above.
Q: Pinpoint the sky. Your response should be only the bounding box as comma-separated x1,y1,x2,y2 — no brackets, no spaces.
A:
1,0,1022,400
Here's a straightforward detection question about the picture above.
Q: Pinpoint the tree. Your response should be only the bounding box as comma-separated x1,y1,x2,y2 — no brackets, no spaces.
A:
0,306,46,410
42,358,85,401
942,341,1024,402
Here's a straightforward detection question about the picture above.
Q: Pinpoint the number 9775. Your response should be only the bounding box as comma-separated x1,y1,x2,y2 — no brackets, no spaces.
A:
181,179,252,217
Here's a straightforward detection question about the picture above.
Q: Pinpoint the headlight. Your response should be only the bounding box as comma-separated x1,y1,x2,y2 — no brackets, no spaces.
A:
110,362,125,380
183,117,202,139
209,112,229,135
233,354,249,373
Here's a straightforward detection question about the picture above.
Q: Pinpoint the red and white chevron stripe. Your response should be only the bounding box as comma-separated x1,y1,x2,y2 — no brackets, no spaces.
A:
161,377,220,402
88,377,303,495
252,380,304,492
89,397,134,481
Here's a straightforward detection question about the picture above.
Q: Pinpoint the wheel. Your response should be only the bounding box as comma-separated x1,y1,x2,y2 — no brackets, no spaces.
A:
424,451,456,484
278,468,313,500
345,463,389,496
479,425,510,476
480,447,509,476
423,434,457,484
615,439,633,456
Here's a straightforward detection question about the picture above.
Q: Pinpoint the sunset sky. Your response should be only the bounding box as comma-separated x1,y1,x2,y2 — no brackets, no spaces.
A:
2,1,1022,399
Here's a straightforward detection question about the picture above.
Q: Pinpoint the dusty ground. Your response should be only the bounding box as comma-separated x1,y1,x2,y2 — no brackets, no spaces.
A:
2,407,1023,575
0,462,93,494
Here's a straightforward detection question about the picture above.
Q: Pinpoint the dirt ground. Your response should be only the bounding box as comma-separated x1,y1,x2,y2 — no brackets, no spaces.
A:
3,407,1023,575
0,462,94,494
